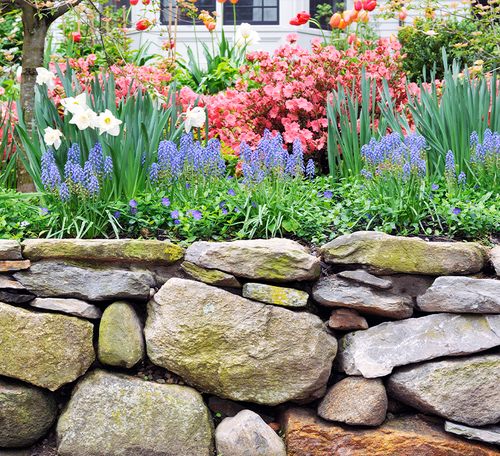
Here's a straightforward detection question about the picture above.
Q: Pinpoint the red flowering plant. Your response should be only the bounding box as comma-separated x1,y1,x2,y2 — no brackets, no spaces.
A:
183,39,409,171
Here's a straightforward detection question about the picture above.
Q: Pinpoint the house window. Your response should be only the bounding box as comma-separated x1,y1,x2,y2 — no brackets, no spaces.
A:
223,0,279,25
161,0,216,26
309,0,343,29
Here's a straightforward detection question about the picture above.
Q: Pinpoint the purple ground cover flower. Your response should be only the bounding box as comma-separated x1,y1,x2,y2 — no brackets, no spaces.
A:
170,210,179,220
452,207,462,215
189,210,202,220
161,197,171,206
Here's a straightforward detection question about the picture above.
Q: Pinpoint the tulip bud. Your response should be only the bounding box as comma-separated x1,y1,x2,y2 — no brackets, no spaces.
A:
239,22,252,39
350,9,359,21
363,0,377,11
205,20,216,31
135,19,150,31
330,12,341,28
69,31,81,42
398,7,407,20
290,17,301,26
354,0,363,11
359,10,370,22
338,18,347,29
130,0,138,5
297,11,311,24
142,0,150,4
343,10,352,24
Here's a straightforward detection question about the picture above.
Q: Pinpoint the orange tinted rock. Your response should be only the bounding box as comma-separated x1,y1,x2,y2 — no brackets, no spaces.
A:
328,308,368,330
0,260,30,272
281,407,499,456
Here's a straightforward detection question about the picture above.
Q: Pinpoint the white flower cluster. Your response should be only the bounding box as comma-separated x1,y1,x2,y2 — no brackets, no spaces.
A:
37,68,123,149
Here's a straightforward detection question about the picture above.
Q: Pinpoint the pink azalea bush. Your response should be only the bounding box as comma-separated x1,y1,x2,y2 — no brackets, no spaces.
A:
180,38,409,168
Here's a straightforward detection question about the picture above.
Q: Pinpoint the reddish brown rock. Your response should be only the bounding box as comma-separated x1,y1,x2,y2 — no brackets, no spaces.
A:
0,260,30,272
328,308,368,331
281,407,499,456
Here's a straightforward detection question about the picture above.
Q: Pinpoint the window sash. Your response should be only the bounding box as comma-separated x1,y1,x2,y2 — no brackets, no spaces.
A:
223,0,279,25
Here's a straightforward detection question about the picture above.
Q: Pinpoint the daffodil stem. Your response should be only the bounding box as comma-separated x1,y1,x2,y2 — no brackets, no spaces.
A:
193,17,200,67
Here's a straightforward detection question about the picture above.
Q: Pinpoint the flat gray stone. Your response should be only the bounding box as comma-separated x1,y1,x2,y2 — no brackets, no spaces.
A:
0,377,57,447
0,449,32,456
243,283,308,308
417,276,500,313
185,239,320,282
328,308,368,331
14,260,155,301
336,313,500,378
98,302,145,368
320,231,487,275
317,377,387,426
0,291,34,304
337,270,392,289
215,409,286,456
0,302,95,391
488,246,500,276
0,276,26,290
30,297,102,319
312,276,413,319
0,241,22,260
181,261,241,287
445,422,500,445
387,354,500,426
381,274,435,298
56,369,214,456
145,278,337,406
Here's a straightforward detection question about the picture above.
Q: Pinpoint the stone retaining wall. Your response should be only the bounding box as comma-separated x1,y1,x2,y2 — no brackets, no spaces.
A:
2,232,500,455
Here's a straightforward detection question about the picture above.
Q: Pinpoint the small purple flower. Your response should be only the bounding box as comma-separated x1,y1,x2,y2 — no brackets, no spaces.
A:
174,220,180,225
228,189,236,196
431,184,439,190
170,210,179,220
234,207,240,212
189,210,202,220
323,191,333,200
40,207,49,215
186,183,190,189
161,197,171,207
465,200,470,204
129,199,138,208
113,211,121,218
20,221,30,227
219,201,226,208
130,207,138,216
221,208,228,215
252,201,257,208
452,207,462,215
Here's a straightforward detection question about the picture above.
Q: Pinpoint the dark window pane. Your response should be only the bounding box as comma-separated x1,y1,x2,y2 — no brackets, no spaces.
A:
161,0,216,25
223,0,279,25
309,0,343,29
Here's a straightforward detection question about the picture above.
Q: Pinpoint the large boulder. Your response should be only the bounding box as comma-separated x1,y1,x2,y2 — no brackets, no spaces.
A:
185,239,320,282
145,278,337,405
417,276,500,313
387,354,500,426
56,370,214,456
0,302,95,390
14,260,155,301
320,231,486,275
98,302,145,368
336,313,500,378
281,407,499,456
0,241,22,260
317,377,387,426
312,276,413,319
215,410,286,456
21,238,184,265
0,377,57,447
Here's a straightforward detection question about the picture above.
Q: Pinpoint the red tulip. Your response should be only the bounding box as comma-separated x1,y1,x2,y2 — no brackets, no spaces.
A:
217,0,227,2
354,0,363,11
363,0,377,12
229,0,238,3
205,20,216,31
135,19,150,30
130,0,139,5
297,11,311,24
69,32,81,42
290,17,301,26
142,0,150,5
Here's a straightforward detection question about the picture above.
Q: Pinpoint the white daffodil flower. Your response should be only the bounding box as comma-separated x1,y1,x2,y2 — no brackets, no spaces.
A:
96,109,123,136
43,126,63,149
35,67,56,90
235,29,260,48
184,106,206,132
239,22,252,39
61,93,89,115
69,108,97,130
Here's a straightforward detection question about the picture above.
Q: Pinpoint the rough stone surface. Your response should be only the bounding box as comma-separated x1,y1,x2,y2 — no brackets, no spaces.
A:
445,422,500,446
243,283,308,308
0,275,26,290
488,246,500,276
381,274,435,298
417,276,500,313
0,450,31,456
56,369,214,456
317,377,387,426
30,297,102,319
21,238,184,265
145,278,337,405
312,276,413,319
185,239,320,282
181,261,241,288
387,354,500,426
0,241,22,260
98,302,145,368
215,410,286,456
337,269,392,289
281,407,499,456
320,231,487,275
14,260,155,301
328,308,368,331
336,313,500,378
0,377,57,447
0,291,34,304
0,302,95,390
0,260,30,272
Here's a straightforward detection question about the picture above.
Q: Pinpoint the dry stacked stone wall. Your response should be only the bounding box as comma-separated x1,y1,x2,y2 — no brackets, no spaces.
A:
1,233,500,455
